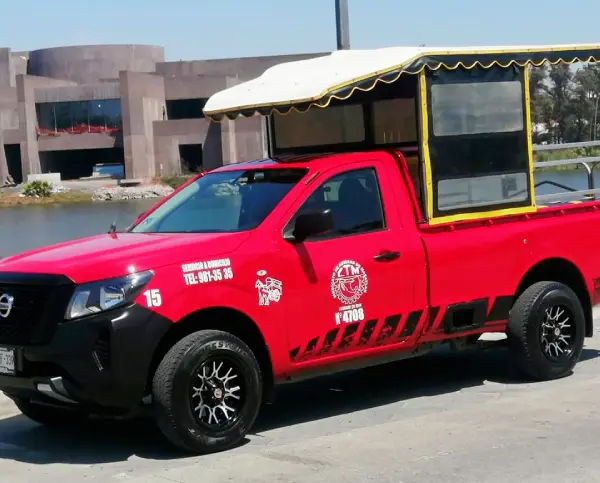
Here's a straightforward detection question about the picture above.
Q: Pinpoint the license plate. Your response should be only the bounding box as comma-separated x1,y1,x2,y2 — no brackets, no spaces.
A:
0,347,15,375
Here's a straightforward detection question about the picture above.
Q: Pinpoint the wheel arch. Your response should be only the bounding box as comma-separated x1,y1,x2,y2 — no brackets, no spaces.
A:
515,257,593,337
147,306,275,402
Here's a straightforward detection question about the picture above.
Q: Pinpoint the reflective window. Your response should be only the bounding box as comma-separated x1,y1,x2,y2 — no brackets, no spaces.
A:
431,81,524,137
273,105,366,149
372,98,417,144
437,173,529,212
35,100,122,134
271,97,417,151
166,99,207,120
426,67,530,216
131,168,307,234
292,168,385,239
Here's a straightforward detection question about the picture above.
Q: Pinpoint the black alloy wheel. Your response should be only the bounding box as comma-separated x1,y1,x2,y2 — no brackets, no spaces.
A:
539,304,577,363
152,329,262,454
507,281,585,381
189,356,247,430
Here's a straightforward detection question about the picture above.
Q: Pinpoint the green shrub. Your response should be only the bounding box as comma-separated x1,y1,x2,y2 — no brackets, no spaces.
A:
21,180,53,197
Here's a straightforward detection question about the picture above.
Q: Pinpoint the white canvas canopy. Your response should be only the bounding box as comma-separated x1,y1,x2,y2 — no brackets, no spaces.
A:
203,43,600,121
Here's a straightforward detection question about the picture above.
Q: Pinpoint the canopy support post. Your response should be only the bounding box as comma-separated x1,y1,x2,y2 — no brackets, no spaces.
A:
335,0,350,50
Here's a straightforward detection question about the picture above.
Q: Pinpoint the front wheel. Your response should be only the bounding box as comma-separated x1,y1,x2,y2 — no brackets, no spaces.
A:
507,281,585,381
152,329,263,454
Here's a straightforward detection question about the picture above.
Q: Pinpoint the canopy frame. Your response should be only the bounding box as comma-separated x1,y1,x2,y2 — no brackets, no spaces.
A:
203,45,600,121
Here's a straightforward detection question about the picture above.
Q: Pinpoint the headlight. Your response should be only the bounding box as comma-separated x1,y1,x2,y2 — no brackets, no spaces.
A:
65,270,153,320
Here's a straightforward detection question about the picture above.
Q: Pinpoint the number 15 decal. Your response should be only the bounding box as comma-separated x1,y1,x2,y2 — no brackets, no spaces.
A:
143,289,162,307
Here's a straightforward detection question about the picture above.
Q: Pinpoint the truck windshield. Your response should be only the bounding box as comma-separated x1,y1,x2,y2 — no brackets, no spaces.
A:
131,168,307,233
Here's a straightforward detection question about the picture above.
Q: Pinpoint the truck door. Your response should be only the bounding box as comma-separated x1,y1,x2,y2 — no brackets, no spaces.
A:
277,159,428,367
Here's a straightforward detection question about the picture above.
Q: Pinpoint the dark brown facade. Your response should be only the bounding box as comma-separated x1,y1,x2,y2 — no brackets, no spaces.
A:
0,44,327,183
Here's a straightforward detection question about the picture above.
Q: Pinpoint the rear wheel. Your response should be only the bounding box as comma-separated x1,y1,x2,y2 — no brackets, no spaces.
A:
13,397,89,427
507,281,585,380
152,330,262,454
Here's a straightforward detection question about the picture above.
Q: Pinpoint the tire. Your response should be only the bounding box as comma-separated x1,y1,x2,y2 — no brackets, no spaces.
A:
13,397,89,427
152,329,263,454
507,281,585,381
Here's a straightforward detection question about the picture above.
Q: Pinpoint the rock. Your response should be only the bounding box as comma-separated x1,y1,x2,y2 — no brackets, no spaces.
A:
92,184,174,202
50,184,70,194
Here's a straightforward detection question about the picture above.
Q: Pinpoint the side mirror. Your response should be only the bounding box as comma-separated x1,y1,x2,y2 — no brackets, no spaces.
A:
285,209,334,242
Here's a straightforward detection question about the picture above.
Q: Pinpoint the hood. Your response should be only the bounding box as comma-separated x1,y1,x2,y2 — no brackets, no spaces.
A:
0,231,251,284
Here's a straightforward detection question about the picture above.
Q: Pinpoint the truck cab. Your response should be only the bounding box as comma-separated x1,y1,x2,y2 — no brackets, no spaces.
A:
1,43,599,454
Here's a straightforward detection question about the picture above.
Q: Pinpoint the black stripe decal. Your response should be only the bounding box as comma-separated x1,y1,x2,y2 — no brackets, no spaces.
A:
357,319,378,346
400,310,423,337
425,307,440,332
441,298,488,334
289,294,513,362
486,295,513,322
376,314,402,344
304,337,319,355
318,328,340,355
338,323,359,350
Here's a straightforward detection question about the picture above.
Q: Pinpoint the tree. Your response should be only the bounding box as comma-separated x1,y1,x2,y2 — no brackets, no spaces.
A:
529,65,553,144
529,61,600,144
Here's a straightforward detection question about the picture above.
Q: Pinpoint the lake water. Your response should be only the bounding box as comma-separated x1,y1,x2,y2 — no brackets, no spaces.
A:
0,198,157,259
0,170,595,259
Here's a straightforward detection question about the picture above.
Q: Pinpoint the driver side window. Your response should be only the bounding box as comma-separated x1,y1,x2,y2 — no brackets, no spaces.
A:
295,168,385,239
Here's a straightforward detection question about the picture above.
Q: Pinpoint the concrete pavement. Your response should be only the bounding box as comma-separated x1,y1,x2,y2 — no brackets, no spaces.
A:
1,320,600,482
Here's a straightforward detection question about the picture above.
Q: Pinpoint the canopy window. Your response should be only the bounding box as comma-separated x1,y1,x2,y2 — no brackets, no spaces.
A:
422,65,532,219
269,75,418,155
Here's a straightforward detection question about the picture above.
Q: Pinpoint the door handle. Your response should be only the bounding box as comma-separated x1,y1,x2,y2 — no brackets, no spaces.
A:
373,251,400,261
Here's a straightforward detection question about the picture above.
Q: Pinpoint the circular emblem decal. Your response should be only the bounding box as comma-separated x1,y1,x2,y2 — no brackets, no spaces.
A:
330,260,368,305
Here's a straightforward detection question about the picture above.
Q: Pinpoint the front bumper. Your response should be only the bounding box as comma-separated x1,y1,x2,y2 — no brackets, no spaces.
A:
0,304,172,412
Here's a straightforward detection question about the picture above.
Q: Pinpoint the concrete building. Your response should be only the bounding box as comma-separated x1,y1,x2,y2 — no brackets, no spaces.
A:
0,45,327,183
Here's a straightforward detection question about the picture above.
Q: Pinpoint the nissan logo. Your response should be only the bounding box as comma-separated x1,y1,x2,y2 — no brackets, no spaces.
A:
0,294,14,319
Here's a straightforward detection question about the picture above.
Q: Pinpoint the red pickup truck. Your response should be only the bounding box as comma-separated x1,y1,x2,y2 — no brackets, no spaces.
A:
0,43,599,454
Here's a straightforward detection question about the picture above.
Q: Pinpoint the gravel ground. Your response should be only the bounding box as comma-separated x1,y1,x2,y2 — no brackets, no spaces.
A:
2,179,174,202
91,184,174,201
1,313,600,482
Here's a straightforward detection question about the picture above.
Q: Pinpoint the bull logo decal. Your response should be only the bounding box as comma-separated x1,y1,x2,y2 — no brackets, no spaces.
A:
255,271,283,306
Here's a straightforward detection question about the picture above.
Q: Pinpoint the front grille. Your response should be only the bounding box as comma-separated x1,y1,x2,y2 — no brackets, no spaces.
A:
0,285,54,344
0,275,74,345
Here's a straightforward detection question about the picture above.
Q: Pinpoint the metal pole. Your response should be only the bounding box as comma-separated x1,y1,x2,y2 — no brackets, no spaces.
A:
593,94,599,141
335,0,350,50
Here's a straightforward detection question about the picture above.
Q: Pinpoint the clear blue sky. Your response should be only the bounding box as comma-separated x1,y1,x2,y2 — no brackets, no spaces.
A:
1,0,599,61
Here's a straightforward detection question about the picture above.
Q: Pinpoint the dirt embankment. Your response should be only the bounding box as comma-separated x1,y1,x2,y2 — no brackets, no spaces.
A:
0,181,175,207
